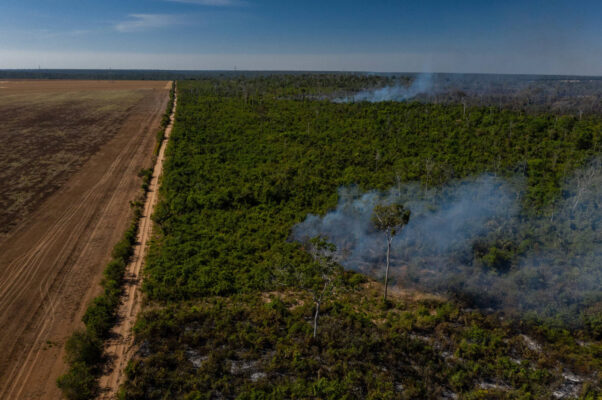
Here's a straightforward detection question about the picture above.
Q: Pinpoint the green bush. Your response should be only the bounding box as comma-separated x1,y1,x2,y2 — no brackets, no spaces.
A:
56,362,98,400
64,330,103,366
112,237,133,262
82,296,116,338
103,259,126,286
482,247,513,273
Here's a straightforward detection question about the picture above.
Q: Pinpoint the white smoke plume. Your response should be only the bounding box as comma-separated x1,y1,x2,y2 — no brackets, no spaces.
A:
292,161,602,324
335,73,434,103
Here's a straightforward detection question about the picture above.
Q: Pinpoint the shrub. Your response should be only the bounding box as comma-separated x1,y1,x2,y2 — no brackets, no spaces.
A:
82,296,115,338
64,330,103,366
56,362,98,400
112,238,133,262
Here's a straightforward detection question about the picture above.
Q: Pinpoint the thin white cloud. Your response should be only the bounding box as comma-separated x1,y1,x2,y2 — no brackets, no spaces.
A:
114,14,183,33
167,0,241,6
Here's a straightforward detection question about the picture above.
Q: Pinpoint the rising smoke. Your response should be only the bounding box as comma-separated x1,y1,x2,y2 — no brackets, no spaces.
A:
292,160,602,323
335,73,434,103
332,74,601,114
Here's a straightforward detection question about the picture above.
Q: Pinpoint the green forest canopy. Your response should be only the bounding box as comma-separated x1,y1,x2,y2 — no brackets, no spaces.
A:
123,75,601,399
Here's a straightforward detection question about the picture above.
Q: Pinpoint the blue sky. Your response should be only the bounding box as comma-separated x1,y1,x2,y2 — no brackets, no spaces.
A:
0,0,600,74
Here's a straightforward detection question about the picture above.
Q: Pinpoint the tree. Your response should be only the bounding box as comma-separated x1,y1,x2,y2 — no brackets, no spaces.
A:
280,236,343,338
372,203,411,302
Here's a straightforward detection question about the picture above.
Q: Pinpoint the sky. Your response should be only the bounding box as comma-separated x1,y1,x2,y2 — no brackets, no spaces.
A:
0,0,601,75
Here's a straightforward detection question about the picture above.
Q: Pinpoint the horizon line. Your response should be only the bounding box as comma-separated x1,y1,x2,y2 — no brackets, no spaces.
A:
1,68,601,79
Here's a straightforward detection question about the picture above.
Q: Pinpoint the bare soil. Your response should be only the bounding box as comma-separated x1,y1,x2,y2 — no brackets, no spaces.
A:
0,80,170,399
0,79,169,236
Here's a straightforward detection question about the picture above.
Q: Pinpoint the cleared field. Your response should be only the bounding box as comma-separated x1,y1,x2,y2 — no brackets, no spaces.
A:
0,80,168,236
0,80,170,399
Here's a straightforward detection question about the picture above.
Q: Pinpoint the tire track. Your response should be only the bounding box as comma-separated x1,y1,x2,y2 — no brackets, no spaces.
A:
0,85,170,399
2,94,166,400
0,113,139,302
6,102,164,400
98,90,177,399
0,111,143,351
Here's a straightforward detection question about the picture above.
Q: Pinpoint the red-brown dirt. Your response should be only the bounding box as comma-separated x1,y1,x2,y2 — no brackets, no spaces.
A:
0,80,170,399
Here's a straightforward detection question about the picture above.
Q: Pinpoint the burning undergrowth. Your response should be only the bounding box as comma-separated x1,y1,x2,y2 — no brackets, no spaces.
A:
293,160,602,325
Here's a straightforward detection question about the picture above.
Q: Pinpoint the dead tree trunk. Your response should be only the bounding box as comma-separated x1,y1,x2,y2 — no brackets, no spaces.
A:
384,232,392,302
313,301,320,338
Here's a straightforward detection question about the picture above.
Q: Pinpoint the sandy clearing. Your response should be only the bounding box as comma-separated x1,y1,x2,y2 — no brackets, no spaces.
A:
0,82,170,399
97,88,176,400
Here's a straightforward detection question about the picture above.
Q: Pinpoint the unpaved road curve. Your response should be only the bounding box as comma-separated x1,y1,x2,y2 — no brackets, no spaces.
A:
0,82,170,399
98,90,176,399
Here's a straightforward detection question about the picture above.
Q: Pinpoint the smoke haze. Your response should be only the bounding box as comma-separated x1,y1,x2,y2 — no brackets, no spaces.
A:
336,73,434,103
293,161,602,323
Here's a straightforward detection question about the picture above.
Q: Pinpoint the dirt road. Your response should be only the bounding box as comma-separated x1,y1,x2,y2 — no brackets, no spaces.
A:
0,82,170,399
98,90,176,399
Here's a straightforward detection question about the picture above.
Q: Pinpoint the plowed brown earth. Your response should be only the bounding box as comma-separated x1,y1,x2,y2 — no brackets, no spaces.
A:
0,80,169,236
0,80,170,399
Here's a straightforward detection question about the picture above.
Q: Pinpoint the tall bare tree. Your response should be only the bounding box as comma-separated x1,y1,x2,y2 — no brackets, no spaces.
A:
372,203,411,302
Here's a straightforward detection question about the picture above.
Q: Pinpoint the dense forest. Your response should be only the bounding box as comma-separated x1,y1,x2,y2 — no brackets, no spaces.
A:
119,75,600,399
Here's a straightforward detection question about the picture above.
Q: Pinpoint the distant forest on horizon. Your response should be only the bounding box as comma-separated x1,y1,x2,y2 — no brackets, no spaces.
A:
2,70,600,115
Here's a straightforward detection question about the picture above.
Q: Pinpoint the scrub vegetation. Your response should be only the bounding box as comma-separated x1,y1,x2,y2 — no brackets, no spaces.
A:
120,75,600,399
